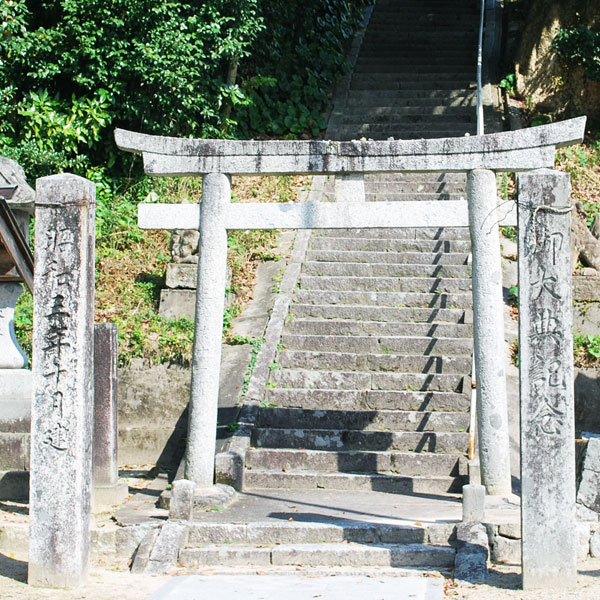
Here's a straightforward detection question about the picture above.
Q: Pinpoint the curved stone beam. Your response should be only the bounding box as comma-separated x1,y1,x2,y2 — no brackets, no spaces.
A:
114,117,586,176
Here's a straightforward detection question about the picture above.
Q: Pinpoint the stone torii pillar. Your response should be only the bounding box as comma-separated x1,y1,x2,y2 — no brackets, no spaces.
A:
468,169,512,496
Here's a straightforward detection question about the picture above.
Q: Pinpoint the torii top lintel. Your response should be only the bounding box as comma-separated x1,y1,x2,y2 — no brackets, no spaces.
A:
115,117,586,177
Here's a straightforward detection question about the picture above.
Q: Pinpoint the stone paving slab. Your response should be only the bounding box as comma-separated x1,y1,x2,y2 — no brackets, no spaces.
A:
148,573,445,600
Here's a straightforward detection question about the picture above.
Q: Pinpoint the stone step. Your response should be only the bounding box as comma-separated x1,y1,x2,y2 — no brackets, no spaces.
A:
179,542,456,569
246,448,467,476
308,237,471,253
299,275,471,293
355,55,476,66
339,123,476,135
344,97,476,110
291,304,469,324
362,173,467,183
269,369,468,393
346,90,476,102
278,349,472,373
304,250,469,265
301,262,472,279
266,388,470,412
344,117,475,129
186,520,457,547
256,407,470,432
280,334,472,356
363,181,469,193
350,72,476,82
337,130,475,141
350,79,474,91
344,107,475,120
361,33,477,45
245,470,464,494
286,318,472,338
253,428,470,453
358,47,476,57
312,227,471,240
363,192,467,202
353,64,475,75
293,289,472,309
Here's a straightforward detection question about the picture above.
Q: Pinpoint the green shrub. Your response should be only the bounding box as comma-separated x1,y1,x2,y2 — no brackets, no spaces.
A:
553,25,600,82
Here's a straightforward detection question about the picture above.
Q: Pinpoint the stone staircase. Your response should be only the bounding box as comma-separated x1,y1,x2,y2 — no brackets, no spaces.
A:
243,0,479,498
166,0,486,573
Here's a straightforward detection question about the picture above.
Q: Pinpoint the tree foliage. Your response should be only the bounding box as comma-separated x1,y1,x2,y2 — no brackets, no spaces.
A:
553,25,600,82
1,0,368,179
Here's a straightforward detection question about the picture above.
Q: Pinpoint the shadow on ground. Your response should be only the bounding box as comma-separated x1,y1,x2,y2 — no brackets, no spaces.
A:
0,552,27,583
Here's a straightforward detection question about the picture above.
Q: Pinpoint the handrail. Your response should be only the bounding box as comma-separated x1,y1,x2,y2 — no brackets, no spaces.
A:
476,0,485,136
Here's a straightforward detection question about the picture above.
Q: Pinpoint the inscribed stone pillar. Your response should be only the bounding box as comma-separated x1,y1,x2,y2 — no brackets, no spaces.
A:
185,173,229,487
29,174,95,588
517,168,576,590
467,169,511,495
93,323,128,509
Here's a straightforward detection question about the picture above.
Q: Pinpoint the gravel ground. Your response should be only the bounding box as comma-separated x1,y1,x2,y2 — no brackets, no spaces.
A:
448,560,600,599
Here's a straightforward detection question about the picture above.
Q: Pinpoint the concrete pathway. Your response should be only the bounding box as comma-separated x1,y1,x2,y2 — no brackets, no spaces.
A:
148,573,444,600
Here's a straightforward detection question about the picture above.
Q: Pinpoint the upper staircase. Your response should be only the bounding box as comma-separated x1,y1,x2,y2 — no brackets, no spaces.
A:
242,0,480,497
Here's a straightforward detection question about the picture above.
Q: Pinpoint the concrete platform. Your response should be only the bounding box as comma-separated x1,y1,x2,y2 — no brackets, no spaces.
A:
149,572,445,600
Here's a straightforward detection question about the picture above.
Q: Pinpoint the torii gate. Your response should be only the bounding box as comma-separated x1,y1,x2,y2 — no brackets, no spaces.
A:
116,117,585,590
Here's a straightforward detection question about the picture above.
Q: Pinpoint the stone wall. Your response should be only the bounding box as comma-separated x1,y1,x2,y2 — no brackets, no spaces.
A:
514,0,600,122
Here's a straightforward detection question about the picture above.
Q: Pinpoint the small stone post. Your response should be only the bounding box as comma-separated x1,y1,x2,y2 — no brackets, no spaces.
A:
29,174,95,588
185,173,229,488
467,169,512,495
92,323,128,509
517,169,576,590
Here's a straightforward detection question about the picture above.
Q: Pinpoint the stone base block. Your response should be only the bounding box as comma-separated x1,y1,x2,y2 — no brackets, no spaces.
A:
92,482,130,512
159,483,235,510
159,289,235,320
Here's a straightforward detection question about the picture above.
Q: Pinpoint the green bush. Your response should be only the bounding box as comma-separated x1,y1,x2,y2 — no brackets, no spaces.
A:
553,25,600,82
1,0,263,177
1,0,368,182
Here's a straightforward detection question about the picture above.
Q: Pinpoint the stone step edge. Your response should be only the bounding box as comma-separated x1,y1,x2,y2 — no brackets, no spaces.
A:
178,542,456,568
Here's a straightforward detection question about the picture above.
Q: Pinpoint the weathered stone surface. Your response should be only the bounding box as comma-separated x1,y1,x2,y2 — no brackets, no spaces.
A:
169,479,195,521
270,542,454,568
140,199,482,231
577,522,591,560
185,173,229,486
491,535,521,564
573,275,600,301
29,174,96,588
462,484,485,522
590,529,600,558
578,438,600,512
130,527,160,574
115,118,585,175
577,503,600,522
179,546,271,567
454,522,489,583
165,263,197,288
498,523,521,539
468,169,511,495
144,521,187,573
93,324,128,509
187,523,247,545
518,169,576,590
